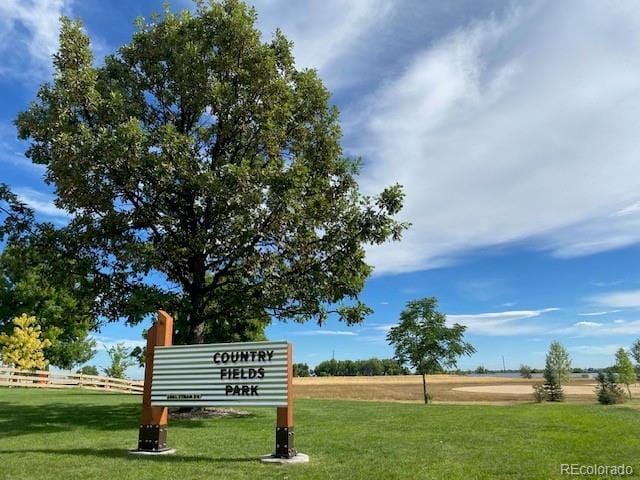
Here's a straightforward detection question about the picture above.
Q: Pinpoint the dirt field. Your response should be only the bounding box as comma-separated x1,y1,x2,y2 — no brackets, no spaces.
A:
292,375,613,403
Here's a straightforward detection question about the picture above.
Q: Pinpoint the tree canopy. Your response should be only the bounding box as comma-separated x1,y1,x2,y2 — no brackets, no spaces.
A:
0,186,96,369
15,0,406,343
387,297,475,403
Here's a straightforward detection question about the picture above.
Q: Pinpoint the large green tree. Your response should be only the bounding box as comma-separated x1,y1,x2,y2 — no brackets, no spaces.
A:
387,297,476,404
15,1,406,343
0,186,96,369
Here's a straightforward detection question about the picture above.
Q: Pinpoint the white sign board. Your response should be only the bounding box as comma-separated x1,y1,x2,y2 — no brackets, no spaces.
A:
150,340,289,407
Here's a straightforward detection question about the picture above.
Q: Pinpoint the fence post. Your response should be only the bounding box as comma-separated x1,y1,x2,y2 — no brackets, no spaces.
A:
135,310,173,453
274,343,296,458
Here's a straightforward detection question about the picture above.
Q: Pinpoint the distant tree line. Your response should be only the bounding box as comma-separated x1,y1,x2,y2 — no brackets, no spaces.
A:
293,358,409,377
469,366,605,376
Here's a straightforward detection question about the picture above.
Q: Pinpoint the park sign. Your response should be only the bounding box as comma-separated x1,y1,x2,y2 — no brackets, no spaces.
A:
150,341,289,407
133,312,300,461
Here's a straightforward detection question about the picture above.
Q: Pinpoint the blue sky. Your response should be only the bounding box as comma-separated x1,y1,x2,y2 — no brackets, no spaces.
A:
2,0,640,378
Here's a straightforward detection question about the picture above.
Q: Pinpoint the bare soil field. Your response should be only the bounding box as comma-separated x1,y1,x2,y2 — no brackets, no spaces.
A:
292,375,610,403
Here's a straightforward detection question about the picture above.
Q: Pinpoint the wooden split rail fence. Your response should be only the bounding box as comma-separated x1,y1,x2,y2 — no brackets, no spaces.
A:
0,366,144,394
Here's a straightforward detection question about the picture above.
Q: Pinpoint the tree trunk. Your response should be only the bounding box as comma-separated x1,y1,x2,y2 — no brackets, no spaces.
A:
190,315,206,344
187,280,207,344
187,253,208,344
422,373,430,404
628,384,632,400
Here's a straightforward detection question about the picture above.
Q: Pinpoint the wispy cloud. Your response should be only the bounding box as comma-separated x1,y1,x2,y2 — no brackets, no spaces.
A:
0,0,71,78
293,330,357,336
356,2,640,274
591,290,640,308
560,319,640,337
14,187,68,219
589,280,623,288
371,324,395,332
447,308,560,336
578,310,621,317
568,344,623,356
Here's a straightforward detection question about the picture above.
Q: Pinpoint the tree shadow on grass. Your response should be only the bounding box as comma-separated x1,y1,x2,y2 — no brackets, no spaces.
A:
0,399,258,439
0,448,258,463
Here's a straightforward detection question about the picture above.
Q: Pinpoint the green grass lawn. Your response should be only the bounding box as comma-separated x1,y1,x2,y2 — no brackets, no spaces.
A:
0,389,638,479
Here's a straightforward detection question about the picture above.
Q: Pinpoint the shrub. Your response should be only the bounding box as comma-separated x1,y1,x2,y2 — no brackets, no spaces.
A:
532,384,546,403
77,365,99,376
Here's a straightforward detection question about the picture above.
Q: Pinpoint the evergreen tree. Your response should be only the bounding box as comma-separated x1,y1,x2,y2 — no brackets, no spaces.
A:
595,371,626,405
542,341,571,402
631,338,640,379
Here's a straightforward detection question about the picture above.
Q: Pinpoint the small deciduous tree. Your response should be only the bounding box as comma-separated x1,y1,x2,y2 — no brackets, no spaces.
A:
0,314,52,370
387,297,476,404
519,364,533,379
614,348,635,399
103,343,135,379
542,341,571,402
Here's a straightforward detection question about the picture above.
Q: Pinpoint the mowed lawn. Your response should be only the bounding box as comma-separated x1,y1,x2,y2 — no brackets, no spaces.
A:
0,389,639,480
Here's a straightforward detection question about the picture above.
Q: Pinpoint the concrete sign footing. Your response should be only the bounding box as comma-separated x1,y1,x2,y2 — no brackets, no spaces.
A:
260,453,309,464
128,448,177,456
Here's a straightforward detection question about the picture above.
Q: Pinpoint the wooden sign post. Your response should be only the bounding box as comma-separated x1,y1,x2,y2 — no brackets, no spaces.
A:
135,310,173,454
132,311,307,462
275,343,295,458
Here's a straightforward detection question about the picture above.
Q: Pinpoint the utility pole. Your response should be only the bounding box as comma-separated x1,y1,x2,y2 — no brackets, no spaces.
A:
502,355,506,372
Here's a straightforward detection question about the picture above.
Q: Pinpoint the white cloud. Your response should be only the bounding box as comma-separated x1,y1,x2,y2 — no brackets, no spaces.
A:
447,308,559,336
252,0,393,79
293,330,357,336
372,324,395,332
14,187,68,219
568,344,623,356
573,321,602,328
0,0,71,78
356,2,640,274
578,310,621,316
562,319,640,337
591,290,640,308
